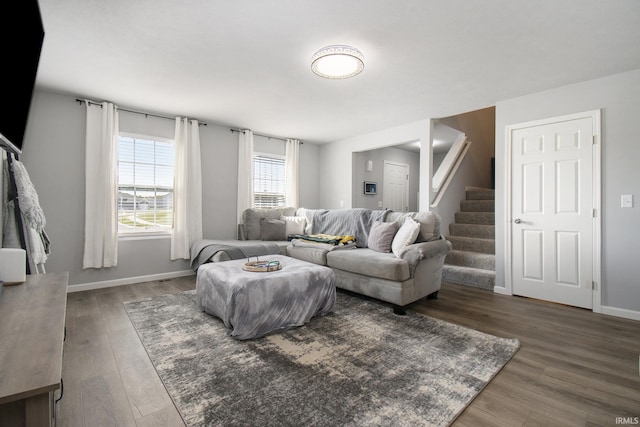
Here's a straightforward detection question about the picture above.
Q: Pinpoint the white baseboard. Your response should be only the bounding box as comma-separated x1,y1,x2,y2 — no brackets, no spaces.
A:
491,287,639,322
67,270,196,293
493,286,509,295
600,305,640,322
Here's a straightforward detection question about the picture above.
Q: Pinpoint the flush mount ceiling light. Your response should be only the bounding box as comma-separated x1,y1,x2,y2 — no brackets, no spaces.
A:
311,45,364,79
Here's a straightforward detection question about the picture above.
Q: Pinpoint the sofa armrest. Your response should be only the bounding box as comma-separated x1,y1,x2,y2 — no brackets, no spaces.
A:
399,237,452,277
401,237,452,260
400,236,451,277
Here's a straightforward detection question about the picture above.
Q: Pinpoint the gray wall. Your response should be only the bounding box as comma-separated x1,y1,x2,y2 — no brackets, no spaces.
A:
21,89,320,287
318,120,431,210
495,68,640,314
439,107,495,191
352,147,420,211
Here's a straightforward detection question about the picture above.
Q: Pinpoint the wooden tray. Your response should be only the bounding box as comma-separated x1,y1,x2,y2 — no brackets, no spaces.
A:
242,260,282,272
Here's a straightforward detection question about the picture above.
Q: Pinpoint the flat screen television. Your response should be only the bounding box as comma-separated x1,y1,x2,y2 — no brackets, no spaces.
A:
0,0,45,156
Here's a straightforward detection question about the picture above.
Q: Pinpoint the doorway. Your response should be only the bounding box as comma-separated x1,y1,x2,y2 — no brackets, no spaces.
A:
382,161,409,211
351,147,419,211
506,110,601,310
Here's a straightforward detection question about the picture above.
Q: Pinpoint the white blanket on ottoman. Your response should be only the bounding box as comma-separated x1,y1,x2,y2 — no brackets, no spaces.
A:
196,255,336,340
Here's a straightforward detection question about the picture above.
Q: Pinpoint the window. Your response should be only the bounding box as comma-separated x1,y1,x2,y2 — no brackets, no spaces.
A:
117,134,175,234
253,153,285,208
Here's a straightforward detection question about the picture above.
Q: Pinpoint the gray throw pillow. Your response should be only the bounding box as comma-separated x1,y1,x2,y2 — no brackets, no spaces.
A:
368,221,399,253
260,218,286,241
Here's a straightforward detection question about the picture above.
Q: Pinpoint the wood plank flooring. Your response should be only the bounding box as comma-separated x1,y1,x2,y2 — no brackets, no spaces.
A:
57,278,639,426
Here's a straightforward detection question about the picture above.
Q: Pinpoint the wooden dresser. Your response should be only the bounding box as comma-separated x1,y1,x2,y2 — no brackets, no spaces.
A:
0,272,69,426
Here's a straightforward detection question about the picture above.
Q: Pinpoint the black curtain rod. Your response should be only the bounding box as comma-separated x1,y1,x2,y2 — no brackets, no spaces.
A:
230,128,302,144
75,98,207,126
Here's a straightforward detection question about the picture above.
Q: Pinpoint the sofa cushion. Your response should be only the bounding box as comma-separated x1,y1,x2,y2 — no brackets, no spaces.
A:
243,207,297,240
368,221,398,253
411,211,440,242
391,217,420,257
286,245,329,266
326,249,410,282
260,218,286,241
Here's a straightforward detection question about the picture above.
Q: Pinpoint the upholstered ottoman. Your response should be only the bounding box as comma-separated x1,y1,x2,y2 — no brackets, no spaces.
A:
196,255,336,340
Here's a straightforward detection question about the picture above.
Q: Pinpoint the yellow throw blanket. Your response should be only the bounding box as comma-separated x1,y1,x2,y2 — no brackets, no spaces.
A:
298,234,355,245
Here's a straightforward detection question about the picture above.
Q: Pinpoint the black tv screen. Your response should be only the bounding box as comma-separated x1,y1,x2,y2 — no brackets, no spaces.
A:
0,0,45,155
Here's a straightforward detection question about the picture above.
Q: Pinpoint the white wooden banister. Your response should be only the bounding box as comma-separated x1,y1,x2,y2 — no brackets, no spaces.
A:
430,137,472,208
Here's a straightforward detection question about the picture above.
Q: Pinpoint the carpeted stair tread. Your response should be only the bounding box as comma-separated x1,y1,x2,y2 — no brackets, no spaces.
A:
454,211,495,225
465,188,495,200
446,235,495,254
445,250,495,271
442,265,495,290
465,186,494,192
450,223,495,238
460,200,494,212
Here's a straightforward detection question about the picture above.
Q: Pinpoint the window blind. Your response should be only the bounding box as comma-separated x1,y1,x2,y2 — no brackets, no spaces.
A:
253,154,286,209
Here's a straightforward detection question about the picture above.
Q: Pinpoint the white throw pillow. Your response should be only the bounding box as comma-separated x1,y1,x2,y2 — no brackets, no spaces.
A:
280,215,307,236
391,217,420,257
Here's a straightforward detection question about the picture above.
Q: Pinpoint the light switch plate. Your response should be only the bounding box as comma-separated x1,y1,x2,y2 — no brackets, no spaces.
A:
621,194,634,208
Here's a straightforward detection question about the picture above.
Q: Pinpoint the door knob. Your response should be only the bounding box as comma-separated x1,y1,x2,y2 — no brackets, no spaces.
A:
514,218,522,224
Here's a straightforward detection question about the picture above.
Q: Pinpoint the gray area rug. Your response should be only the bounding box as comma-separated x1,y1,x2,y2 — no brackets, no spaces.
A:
124,290,519,427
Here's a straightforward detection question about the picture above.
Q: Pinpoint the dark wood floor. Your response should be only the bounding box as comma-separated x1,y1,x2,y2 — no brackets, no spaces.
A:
57,278,639,427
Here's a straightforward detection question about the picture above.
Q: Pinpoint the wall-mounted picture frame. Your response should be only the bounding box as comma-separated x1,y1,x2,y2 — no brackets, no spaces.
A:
364,181,377,195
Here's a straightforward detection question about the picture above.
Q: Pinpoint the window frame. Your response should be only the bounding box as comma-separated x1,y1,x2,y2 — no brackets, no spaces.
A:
117,132,176,238
253,151,286,209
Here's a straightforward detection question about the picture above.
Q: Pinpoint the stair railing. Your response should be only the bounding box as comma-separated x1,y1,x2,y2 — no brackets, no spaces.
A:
430,135,472,208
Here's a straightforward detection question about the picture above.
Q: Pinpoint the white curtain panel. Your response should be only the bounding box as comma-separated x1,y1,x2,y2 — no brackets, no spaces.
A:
285,138,300,208
237,130,254,224
171,118,203,260
83,101,119,269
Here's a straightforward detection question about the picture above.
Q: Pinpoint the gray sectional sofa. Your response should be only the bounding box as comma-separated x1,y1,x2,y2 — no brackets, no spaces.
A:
191,206,451,313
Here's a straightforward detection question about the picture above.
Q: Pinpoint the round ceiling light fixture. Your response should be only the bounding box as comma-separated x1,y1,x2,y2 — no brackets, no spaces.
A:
311,45,364,79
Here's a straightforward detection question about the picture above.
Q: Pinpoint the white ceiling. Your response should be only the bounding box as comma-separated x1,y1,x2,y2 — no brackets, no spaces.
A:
36,0,640,144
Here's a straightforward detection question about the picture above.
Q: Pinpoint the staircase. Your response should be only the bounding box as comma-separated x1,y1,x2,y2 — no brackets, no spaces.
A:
442,187,495,290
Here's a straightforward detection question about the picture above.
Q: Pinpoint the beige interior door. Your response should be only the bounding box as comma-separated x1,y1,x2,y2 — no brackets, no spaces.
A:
511,116,595,309
382,161,409,211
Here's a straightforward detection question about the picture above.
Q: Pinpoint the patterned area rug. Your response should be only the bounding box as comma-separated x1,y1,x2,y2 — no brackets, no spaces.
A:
124,290,519,427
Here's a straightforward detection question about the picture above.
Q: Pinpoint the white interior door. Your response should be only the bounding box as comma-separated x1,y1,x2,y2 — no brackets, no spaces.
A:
510,115,596,309
383,161,409,211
